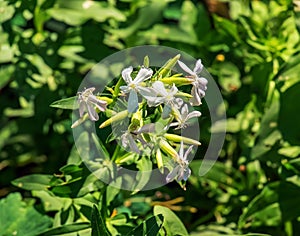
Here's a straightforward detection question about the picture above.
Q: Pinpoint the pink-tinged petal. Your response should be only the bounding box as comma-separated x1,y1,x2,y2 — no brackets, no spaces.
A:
193,59,203,74
174,98,183,110
186,111,201,120
190,86,202,106
87,95,107,111
184,145,194,161
166,165,180,183
152,81,168,96
122,66,133,84
87,104,99,121
179,141,184,160
84,87,96,94
178,60,194,75
196,77,208,87
134,67,153,84
79,102,85,117
181,104,189,118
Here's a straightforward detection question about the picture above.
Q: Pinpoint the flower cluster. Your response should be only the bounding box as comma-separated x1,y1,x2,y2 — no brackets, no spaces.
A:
72,55,208,189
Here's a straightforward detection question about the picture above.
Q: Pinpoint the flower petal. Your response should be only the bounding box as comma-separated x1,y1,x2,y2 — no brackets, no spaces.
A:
134,67,153,84
181,104,189,119
193,59,203,74
152,81,168,96
87,95,107,111
179,141,184,161
184,145,194,161
120,85,130,93
128,90,139,113
169,84,178,96
122,66,133,84
127,133,140,154
186,110,201,120
162,104,172,119
166,165,180,183
79,102,85,117
190,86,202,106
183,167,191,181
178,60,194,75
174,98,183,110
197,76,208,87
87,104,99,121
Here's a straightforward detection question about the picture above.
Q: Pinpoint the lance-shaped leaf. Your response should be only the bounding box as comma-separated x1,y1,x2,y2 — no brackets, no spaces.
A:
50,96,78,110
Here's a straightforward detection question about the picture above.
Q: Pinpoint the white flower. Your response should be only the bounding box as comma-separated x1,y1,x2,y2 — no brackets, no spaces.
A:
178,59,208,106
166,142,193,183
120,66,153,113
170,104,201,129
142,81,181,119
142,81,178,107
78,87,107,121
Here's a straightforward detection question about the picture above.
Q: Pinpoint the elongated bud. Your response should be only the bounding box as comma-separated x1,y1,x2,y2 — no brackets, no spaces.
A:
159,77,193,85
96,96,113,104
155,54,181,78
99,110,128,128
143,55,150,68
159,139,178,159
156,148,164,173
71,114,88,128
164,133,201,146
176,91,193,98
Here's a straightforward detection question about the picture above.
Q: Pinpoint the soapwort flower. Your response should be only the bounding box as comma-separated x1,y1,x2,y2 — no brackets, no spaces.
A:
78,87,107,121
166,141,193,183
178,59,208,106
120,66,153,113
171,104,201,129
142,81,184,118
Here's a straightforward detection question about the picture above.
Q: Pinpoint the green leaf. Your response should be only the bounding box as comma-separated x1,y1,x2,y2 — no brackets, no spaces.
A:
91,205,110,236
39,222,91,236
11,174,52,191
50,96,78,110
279,82,300,145
0,65,14,89
190,160,245,193
131,156,152,194
47,0,125,26
215,62,241,93
239,181,300,228
154,205,188,236
126,214,164,236
0,193,52,236
213,15,241,42
0,1,15,23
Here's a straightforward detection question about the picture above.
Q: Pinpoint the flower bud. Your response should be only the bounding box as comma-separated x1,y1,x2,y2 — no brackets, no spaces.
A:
99,110,129,128
164,133,201,146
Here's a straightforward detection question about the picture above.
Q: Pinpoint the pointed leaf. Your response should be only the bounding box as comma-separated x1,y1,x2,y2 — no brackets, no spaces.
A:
154,205,188,236
91,204,110,236
50,96,78,110
126,214,164,236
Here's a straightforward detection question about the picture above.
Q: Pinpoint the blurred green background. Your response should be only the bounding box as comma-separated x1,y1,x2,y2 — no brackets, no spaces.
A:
1,0,300,235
